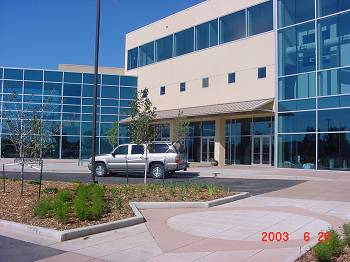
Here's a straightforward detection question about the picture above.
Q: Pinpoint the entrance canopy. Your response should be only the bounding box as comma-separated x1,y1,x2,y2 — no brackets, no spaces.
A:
120,98,274,123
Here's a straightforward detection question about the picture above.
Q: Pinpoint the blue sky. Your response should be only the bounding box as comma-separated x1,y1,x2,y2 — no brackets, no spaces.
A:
0,0,204,70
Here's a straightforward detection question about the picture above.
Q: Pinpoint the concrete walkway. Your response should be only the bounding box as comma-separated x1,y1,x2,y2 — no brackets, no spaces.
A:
1,166,350,261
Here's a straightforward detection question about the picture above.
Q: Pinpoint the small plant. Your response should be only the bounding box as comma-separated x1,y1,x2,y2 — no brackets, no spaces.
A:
11,178,20,182
207,184,218,196
29,180,41,185
43,187,58,194
52,193,69,224
343,223,350,246
314,230,343,262
115,196,123,210
34,199,52,218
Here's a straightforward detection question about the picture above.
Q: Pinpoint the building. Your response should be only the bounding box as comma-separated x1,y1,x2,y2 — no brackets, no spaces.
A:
0,65,137,159
124,0,350,171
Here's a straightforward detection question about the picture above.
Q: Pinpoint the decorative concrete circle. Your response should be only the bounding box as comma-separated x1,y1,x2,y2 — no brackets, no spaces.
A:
167,210,331,241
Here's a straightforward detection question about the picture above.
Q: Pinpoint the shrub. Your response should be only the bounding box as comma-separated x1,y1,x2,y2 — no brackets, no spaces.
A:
29,180,40,185
43,187,58,194
52,191,70,223
73,184,105,221
207,184,218,196
343,223,350,246
314,230,343,262
34,199,52,218
115,196,123,210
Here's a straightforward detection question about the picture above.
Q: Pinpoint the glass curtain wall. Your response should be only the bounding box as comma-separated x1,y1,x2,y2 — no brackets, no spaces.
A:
277,0,350,170
0,67,137,159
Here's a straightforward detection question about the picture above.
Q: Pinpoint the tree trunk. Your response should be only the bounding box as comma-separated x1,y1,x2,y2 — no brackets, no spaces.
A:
144,144,148,184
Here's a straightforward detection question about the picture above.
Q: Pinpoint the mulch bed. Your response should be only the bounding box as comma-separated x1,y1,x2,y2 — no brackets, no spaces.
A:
297,246,350,262
0,179,234,231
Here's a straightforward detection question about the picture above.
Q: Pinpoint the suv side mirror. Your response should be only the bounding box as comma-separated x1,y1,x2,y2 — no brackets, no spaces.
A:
111,152,116,157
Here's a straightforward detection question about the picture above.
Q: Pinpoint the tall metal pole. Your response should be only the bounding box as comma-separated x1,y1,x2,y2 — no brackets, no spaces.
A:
91,0,101,183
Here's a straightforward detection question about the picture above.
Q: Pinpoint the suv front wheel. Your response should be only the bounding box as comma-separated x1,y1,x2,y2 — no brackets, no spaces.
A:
95,163,107,177
150,163,165,179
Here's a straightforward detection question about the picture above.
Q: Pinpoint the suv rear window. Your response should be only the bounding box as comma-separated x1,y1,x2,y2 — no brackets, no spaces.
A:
149,143,173,153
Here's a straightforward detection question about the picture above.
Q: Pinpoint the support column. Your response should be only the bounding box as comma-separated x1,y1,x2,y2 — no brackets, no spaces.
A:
214,116,226,167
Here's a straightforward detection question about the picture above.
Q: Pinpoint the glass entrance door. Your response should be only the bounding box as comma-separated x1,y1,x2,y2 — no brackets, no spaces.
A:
252,136,271,165
201,137,215,162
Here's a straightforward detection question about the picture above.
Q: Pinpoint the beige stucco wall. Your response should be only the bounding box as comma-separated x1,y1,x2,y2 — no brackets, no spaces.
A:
124,0,275,112
59,64,125,75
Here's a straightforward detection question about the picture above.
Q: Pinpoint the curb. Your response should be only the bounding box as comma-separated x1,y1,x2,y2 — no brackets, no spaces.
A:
0,192,250,242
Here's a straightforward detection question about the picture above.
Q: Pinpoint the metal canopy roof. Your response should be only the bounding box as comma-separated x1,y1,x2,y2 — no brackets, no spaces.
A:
120,98,274,123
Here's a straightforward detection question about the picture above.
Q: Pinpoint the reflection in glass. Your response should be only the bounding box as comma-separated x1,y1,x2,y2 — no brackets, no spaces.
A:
248,0,273,36
220,10,246,44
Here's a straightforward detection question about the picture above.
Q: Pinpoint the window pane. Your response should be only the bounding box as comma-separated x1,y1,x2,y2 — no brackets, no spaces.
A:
64,72,82,83
318,108,350,131
202,121,215,136
278,0,315,28
235,136,251,165
24,81,43,95
62,121,80,135
120,87,136,99
317,0,350,17
253,117,272,135
63,83,81,97
228,73,236,84
175,27,194,56
44,82,61,96
340,67,350,94
278,134,316,169
160,86,165,95
3,80,22,94
279,98,316,111
180,82,186,92
127,47,138,70
156,35,173,62
102,75,118,85
61,136,80,159
83,73,101,84
120,76,137,86
209,19,218,47
248,0,273,36
258,67,266,78
139,41,154,67
4,69,23,80
278,111,316,133
220,10,246,44
195,22,210,51
279,73,316,100
131,145,144,154
114,145,128,155
102,85,119,98
319,133,350,170
24,70,43,81
44,71,62,82
202,77,209,88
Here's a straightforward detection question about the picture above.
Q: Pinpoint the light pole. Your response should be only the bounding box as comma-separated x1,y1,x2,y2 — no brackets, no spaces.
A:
91,0,101,183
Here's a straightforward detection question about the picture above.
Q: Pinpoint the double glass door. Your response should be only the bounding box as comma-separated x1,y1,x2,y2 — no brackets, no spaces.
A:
201,137,214,162
252,136,271,165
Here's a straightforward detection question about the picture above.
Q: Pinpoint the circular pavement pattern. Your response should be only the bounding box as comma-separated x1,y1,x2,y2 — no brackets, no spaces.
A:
167,209,331,242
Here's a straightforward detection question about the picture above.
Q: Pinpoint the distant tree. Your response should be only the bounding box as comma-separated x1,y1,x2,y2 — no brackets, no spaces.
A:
107,122,120,149
172,110,190,144
128,88,156,184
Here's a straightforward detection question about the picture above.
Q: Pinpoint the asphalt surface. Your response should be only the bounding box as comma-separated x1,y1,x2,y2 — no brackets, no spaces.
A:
2,171,305,196
0,236,64,262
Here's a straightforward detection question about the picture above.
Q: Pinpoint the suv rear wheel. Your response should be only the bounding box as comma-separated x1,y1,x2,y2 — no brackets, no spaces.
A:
95,163,107,177
150,163,165,179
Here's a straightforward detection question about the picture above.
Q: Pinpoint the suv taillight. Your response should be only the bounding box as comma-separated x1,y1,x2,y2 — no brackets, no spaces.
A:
175,155,180,164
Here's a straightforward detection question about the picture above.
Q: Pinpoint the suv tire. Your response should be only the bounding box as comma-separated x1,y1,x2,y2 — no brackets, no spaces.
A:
95,162,107,177
150,163,165,179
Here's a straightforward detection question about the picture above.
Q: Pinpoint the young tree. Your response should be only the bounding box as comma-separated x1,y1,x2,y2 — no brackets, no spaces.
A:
172,110,190,144
128,88,156,184
107,122,120,149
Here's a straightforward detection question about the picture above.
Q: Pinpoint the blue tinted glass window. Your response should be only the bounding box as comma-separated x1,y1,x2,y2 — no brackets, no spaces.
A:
63,105,81,113
155,35,173,62
120,76,137,86
64,72,82,83
258,67,267,78
120,100,132,107
43,96,61,104
318,12,350,69
220,10,246,44
279,98,316,112
102,85,119,98
180,82,186,92
102,75,118,85
3,80,22,94
278,0,315,28
318,108,350,131
120,87,136,99
279,73,316,100
253,117,272,135
120,107,132,115
318,96,340,108
101,99,118,106
202,77,209,88
83,73,101,84
278,111,316,133
139,41,155,67
81,122,92,136
317,0,350,17
340,67,350,94
4,69,23,80
44,82,61,96
127,47,138,70
44,71,62,82
101,115,118,122
63,83,81,97
63,97,81,105
24,70,43,81
209,19,218,47
228,72,236,84
62,122,80,135
175,28,194,56
101,107,118,114
248,0,273,36
61,136,80,159
160,86,165,95
0,68,3,79
24,81,42,95
195,22,210,51
82,107,92,114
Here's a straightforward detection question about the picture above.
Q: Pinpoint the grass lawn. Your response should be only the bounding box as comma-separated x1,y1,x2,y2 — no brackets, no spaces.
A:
0,179,235,230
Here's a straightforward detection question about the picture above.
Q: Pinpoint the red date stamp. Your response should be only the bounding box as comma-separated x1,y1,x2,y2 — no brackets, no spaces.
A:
261,231,332,242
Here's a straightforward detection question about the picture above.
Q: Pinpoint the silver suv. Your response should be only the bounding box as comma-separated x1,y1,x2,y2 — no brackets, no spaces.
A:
88,142,188,179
